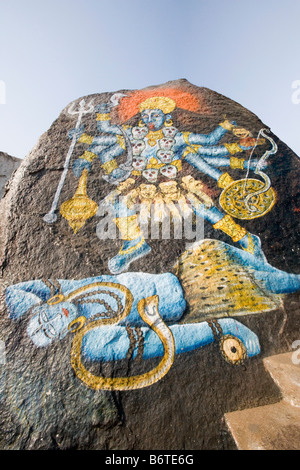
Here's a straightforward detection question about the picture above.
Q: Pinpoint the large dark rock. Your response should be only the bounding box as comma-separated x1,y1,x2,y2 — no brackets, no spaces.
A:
0,79,299,450
0,152,21,199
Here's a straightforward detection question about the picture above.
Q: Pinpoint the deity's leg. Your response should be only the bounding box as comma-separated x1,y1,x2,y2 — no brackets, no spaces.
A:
107,199,151,274
183,153,266,258
187,197,265,259
81,318,260,363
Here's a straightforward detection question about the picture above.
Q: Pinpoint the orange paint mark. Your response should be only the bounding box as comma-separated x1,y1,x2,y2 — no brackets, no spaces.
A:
62,308,69,318
115,87,210,123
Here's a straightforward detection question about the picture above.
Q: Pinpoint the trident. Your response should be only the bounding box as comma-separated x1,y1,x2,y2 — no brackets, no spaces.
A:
43,98,95,224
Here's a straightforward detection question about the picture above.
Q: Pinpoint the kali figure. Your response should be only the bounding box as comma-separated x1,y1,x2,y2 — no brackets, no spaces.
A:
68,88,267,274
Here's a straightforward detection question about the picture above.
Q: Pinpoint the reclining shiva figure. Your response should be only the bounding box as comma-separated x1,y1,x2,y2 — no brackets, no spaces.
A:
5,239,300,391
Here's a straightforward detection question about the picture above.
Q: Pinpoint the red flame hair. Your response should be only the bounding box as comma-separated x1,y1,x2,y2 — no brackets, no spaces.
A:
115,87,210,123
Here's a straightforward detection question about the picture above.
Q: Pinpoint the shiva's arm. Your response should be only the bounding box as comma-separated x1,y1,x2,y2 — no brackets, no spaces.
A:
81,318,260,362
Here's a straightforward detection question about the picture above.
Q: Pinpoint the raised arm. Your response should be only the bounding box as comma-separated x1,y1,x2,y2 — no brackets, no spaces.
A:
5,280,52,320
185,119,236,146
72,137,129,183
70,104,130,182
95,103,125,135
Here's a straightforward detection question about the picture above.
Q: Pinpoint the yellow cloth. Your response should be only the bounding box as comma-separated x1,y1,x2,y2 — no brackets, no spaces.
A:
78,133,94,145
114,215,142,241
79,151,98,162
224,142,243,155
101,159,118,175
96,113,110,121
213,214,247,242
173,239,283,322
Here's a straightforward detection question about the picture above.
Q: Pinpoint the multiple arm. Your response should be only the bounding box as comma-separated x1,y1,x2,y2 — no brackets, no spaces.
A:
70,111,266,182
187,119,236,146
180,119,266,177
70,104,130,181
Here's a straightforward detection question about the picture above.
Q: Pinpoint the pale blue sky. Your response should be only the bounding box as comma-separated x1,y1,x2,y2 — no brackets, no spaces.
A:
1,0,300,159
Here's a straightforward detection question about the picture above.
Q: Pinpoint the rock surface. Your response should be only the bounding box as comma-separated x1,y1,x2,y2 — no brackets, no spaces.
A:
0,79,300,450
0,152,21,199
225,352,300,450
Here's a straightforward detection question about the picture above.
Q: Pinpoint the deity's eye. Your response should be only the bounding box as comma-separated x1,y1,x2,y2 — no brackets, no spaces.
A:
47,323,57,337
40,309,49,322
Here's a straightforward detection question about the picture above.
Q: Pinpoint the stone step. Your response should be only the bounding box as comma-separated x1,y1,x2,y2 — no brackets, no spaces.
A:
263,352,300,407
225,352,300,450
225,400,300,450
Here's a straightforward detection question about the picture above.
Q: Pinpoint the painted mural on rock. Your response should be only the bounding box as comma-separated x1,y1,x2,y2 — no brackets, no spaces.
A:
5,239,300,391
45,87,276,272
4,84,300,395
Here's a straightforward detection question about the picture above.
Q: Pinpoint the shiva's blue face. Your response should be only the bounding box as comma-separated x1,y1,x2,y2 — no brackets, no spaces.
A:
141,109,169,131
27,302,78,347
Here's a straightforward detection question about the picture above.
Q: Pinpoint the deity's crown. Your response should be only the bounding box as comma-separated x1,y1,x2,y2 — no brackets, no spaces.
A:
138,96,176,114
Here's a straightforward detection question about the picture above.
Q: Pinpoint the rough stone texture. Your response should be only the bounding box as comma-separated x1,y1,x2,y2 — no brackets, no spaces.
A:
263,352,300,407
0,152,21,199
0,79,299,450
226,400,300,451
225,352,300,450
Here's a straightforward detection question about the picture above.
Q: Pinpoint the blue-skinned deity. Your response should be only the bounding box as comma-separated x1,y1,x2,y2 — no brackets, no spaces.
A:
65,91,270,275
5,239,300,391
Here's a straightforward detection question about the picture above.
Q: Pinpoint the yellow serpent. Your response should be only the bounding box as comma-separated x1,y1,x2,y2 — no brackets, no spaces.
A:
50,282,175,391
